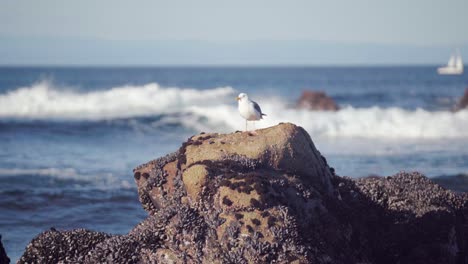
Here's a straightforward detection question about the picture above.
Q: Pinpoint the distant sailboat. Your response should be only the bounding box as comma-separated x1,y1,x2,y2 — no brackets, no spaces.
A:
438,50,463,75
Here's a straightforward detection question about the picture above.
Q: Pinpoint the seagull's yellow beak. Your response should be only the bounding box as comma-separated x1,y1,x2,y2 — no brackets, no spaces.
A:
236,96,240,101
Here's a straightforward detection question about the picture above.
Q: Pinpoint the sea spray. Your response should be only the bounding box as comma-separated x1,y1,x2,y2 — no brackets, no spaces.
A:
1,80,468,139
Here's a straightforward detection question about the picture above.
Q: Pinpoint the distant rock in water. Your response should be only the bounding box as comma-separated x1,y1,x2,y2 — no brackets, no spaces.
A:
19,123,468,263
0,235,10,264
432,174,468,193
296,90,339,111
454,88,468,111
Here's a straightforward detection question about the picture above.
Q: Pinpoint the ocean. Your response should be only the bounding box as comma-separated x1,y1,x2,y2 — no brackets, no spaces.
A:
1,66,468,261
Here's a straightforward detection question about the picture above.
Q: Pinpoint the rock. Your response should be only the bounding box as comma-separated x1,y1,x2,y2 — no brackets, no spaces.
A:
454,88,468,111
0,235,10,264
134,122,333,212
296,90,339,111
18,123,468,263
334,172,468,264
432,174,468,193
18,229,111,264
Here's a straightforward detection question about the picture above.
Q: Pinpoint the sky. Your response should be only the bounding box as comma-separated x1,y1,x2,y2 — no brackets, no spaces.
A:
0,0,467,65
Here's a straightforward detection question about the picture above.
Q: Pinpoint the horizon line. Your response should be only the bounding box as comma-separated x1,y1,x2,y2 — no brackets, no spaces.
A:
0,63,446,68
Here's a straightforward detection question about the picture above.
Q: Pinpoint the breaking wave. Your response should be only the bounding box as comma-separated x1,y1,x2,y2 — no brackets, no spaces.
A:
1,81,468,139
190,103,468,139
0,80,235,120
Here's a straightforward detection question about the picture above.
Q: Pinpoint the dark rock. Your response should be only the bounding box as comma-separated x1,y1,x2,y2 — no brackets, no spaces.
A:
334,172,468,264
18,229,110,264
296,90,339,111
454,88,468,111
18,123,468,264
432,174,468,193
0,235,10,264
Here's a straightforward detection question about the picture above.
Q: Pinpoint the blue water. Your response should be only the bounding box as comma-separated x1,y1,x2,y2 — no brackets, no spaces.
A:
1,66,468,261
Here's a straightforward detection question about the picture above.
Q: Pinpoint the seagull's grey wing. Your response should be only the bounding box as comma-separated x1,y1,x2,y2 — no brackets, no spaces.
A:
252,100,266,116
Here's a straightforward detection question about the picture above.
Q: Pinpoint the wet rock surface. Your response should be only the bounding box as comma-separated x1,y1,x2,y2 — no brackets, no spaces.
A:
455,88,468,111
19,123,468,263
296,90,339,111
0,235,10,264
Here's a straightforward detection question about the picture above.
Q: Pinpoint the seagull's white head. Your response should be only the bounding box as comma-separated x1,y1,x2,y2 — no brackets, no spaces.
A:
236,93,248,102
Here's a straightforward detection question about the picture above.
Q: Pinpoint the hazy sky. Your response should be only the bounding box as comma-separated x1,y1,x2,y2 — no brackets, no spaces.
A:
1,0,467,65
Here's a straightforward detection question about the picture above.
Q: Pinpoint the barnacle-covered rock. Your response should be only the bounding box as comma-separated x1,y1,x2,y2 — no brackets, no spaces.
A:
179,123,334,195
19,123,468,264
18,229,111,263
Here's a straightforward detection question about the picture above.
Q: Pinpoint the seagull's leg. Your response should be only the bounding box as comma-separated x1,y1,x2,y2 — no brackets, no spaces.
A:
245,120,248,132
251,121,258,135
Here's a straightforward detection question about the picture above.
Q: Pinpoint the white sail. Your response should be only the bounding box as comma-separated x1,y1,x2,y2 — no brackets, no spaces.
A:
455,55,463,69
448,55,455,67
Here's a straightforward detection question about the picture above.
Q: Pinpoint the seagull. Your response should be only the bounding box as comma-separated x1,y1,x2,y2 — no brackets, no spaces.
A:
236,93,266,131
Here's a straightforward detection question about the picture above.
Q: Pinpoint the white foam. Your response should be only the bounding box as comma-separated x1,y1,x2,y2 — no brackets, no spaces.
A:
189,102,468,139
0,80,235,120
1,81,468,139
